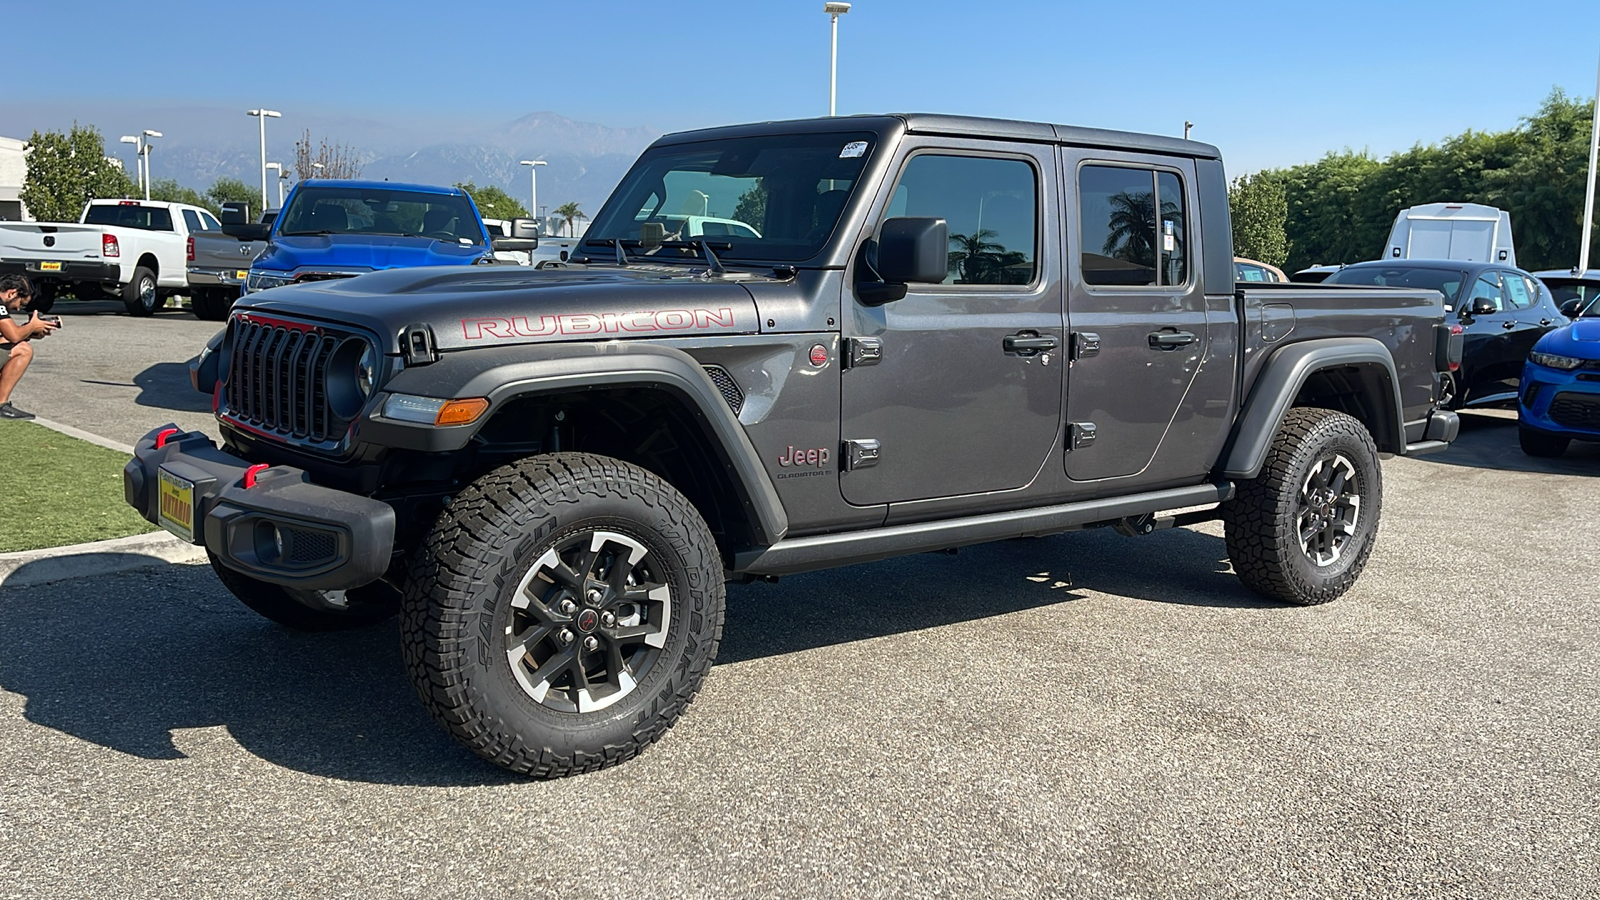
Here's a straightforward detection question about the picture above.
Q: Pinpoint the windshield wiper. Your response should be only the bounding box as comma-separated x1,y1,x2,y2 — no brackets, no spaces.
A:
582,238,732,275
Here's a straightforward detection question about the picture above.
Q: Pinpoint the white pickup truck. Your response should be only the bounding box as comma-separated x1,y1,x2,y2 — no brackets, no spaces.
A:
0,198,220,316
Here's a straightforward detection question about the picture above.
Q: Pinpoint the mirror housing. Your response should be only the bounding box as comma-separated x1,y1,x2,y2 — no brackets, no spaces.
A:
222,222,272,241
219,202,251,226
1470,297,1499,317
857,217,948,306
1560,298,1583,318
508,217,540,240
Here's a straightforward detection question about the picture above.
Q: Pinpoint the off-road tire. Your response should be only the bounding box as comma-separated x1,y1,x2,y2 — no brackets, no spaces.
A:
1518,425,1570,458
401,452,724,778
1222,407,1382,605
122,267,161,316
208,551,400,630
192,289,232,321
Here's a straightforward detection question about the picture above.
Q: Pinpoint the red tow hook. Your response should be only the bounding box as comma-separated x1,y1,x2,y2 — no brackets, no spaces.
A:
154,427,180,449
243,463,270,489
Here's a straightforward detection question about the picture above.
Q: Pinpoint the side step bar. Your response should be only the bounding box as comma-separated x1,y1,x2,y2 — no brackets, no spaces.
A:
733,482,1234,577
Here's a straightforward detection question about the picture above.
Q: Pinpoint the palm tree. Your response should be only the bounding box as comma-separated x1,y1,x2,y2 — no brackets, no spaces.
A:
1103,191,1157,269
554,201,582,237
947,228,1003,283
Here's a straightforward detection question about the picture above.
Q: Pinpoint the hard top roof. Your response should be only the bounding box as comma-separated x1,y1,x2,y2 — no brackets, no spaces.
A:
653,113,1221,159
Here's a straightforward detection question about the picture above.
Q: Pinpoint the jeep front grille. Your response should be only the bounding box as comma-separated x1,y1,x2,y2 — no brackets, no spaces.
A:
703,365,744,414
225,318,350,443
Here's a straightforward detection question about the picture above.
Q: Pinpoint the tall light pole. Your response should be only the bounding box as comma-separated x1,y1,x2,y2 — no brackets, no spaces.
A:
265,162,284,208
825,3,851,116
139,130,161,201
520,159,547,227
247,109,282,215
119,135,141,197
1580,49,1600,275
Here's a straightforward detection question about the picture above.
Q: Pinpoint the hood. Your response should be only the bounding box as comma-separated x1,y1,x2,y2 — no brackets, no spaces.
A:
256,233,489,273
237,263,769,353
1533,319,1600,357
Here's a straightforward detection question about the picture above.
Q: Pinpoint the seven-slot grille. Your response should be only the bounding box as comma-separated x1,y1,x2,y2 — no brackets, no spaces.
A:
225,318,345,442
1548,393,1600,432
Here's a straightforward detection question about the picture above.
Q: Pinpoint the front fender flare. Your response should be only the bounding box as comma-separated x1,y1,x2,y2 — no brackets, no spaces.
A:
358,342,789,545
1222,337,1405,480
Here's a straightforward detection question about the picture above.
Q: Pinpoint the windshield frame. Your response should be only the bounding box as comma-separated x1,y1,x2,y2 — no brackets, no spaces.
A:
583,130,880,265
275,186,486,246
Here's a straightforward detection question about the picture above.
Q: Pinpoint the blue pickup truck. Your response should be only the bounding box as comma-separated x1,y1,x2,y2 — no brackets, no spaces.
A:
229,180,537,295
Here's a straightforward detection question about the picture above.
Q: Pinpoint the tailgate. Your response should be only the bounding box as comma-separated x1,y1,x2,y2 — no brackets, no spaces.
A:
192,235,262,268
0,223,105,259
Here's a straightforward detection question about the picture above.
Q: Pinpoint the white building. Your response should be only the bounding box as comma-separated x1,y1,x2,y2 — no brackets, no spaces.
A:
0,135,27,221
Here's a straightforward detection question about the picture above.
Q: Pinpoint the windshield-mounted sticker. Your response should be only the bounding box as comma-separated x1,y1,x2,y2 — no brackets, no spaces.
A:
839,141,868,159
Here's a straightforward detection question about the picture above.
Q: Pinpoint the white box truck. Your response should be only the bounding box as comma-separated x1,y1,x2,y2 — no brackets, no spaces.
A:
1383,202,1515,267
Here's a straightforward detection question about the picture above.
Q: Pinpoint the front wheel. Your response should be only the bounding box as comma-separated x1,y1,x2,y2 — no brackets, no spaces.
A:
1518,426,1570,458
402,453,725,777
209,552,400,630
1222,408,1382,605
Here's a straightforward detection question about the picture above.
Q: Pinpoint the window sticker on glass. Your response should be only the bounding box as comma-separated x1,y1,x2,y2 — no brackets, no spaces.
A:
839,141,868,159
1163,220,1176,253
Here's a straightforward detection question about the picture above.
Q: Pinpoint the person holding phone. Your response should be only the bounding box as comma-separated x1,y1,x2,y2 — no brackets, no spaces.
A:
0,274,59,420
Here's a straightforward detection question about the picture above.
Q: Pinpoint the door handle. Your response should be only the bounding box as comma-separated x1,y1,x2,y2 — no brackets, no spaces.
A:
1540,319,1553,327
1003,333,1059,355
1501,321,1516,329
1148,330,1197,350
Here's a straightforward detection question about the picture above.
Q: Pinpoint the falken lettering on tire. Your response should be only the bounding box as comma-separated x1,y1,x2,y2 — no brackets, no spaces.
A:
461,307,737,340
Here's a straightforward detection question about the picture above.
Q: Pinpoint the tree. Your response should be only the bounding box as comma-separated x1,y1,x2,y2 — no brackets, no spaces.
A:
1229,173,1290,267
207,177,259,214
1104,190,1158,268
455,181,527,220
147,178,210,211
19,124,135,222
554,201,582,237
732,180,767,230
293,129,363,181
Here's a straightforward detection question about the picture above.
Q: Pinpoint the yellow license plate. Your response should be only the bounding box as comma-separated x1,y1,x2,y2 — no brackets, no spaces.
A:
157,468,196,543
234,270,249,280
40,262,61,271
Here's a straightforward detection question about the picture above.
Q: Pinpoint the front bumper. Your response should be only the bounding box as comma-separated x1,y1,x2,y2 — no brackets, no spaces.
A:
123,425,396,590
0,258,121,284
1519,364,1600,439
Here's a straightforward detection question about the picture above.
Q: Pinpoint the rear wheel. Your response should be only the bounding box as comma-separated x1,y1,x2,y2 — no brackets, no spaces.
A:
209,552,400,630
122,267,161,316
1519,425,1570,458
1222,408,1382,605
192,289,233,321
402,452,724,777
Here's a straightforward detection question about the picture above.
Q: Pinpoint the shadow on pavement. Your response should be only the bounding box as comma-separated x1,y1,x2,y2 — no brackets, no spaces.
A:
1416,410,1600,476
49,298,198,318
125,361,212,412
0,523,1261,785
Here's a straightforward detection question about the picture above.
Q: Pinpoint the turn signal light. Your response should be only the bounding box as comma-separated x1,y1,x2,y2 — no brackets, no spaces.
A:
435,398,489,426
102,233,120,258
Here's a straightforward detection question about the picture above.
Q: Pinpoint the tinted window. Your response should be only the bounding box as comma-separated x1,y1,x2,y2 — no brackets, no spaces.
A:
278,187,484,245
200,212,221,231
82,204,174,232
884,154,1036,286
1542,278,1600,315
1236,262,1267,282
181,209,202,233
1467,274,1504,312
1324,265,1468,302
1502,272,1533,309
1080,166,1186,287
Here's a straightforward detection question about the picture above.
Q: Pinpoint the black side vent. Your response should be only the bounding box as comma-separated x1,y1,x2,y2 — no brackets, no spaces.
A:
703,366,744,414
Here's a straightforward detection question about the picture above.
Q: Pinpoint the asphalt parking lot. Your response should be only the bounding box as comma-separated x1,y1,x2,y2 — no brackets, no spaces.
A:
1,306,1597,899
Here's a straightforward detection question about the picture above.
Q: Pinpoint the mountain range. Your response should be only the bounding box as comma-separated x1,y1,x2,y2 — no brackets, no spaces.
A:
0,104,662,216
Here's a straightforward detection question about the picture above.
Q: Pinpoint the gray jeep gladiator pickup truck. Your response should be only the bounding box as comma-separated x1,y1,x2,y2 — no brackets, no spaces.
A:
125,114,1461,777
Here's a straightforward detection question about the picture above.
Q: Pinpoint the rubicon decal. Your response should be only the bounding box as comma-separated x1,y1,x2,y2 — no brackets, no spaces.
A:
462,307,737,340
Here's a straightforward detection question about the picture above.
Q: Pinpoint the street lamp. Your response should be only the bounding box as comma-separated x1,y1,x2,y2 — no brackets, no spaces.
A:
519,159,547,228
247,108,282,214
119,135,141,197
825,2,850,116
265,162,285,208
138,130,161,201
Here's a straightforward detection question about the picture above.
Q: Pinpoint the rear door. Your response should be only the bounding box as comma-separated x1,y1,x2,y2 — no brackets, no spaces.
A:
1460,271,1521,404
1062,153,1212,484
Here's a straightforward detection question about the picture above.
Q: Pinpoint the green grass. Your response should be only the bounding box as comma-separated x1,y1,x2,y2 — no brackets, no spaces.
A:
0,422,156,553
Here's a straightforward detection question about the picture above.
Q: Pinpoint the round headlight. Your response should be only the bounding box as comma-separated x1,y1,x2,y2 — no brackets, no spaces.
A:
356,345,377,396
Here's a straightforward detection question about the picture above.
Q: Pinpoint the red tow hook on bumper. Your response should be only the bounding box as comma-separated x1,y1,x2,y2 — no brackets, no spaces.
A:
153,427,181,449
242,463,270,489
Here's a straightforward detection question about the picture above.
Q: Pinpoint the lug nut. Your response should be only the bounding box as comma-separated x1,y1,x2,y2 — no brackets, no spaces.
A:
559,629,574,645
601,611,616,627
583,636,599,651
587,588,603,605
558,598,577,615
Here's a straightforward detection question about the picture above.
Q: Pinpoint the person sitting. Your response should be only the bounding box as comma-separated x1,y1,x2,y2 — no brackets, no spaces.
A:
0,274,59,421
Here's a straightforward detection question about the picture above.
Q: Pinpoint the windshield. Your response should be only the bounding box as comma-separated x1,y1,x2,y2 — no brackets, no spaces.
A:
1542,278,1600,317
584,131,876,262
83,203,173,231
1326,265,1468,301
277,187,484,245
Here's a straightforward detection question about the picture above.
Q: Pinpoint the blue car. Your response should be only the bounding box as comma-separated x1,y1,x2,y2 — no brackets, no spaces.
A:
1518,269,1600,456
242,180,495,295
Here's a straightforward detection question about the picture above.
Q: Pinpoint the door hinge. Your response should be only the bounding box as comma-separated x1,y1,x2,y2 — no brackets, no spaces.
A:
1070,332,1101,361
842,438,881,470
1069,422,1097,450
843,337,883,369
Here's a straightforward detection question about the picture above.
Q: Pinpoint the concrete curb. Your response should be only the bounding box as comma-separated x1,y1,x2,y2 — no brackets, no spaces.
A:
29,417,136,455
0,530,207,590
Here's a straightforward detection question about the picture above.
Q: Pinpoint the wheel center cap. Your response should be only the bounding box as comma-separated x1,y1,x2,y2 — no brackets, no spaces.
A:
575,608,600,634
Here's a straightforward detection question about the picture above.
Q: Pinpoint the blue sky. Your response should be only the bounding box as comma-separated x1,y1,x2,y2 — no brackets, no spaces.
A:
3,0,1598,175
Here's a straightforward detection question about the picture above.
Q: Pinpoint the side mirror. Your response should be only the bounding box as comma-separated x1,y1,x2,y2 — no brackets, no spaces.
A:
1560,298,1583,318
222,222,272,241
219,202,250,226
1470,297,1498,317
858,217,947,306
508,217,540,240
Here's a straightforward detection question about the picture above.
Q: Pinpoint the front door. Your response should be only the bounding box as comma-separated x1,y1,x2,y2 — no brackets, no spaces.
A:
839,141,1063,507
1063,154,1210,483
